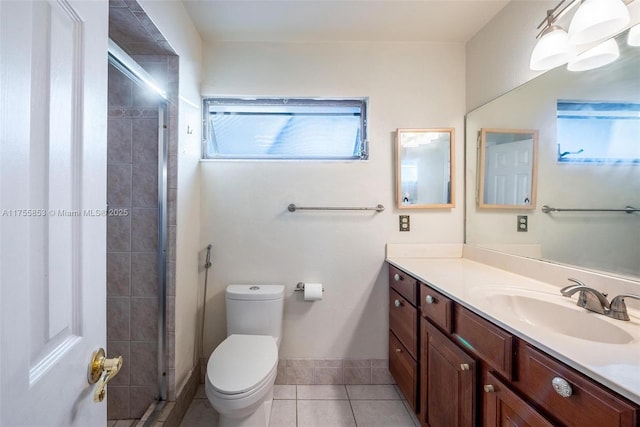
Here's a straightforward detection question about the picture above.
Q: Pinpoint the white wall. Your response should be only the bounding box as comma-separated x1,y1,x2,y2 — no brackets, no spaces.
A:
466,0,554,111
138,0,203,395
200,41,466,359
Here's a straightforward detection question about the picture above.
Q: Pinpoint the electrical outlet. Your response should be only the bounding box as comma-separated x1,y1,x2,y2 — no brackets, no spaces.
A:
399,215,410,232
517,215,528,232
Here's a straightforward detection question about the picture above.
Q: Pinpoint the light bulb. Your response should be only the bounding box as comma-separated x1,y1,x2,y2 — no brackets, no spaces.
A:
530,26,576,71
568,38,620,71
568,0,630,45
628,24,640,47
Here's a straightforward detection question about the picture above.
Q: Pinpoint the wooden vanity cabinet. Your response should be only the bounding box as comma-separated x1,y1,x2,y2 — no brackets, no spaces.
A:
387,263,640,427
388,265,419,412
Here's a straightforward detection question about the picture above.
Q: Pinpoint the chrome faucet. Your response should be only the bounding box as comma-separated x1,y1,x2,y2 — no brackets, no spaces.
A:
562,284,610,315
560,278,639,321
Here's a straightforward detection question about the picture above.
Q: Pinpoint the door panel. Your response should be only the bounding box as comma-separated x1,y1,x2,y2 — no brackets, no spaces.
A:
485,139,533,205
0,1,108,425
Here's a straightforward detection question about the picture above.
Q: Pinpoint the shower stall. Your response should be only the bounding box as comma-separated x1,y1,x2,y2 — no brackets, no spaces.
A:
106,39,179,420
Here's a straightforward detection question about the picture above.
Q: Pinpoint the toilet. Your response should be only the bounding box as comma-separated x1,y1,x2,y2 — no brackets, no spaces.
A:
205,284,284,427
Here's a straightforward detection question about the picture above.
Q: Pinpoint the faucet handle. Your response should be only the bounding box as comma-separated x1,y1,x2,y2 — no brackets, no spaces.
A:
609,294,640,321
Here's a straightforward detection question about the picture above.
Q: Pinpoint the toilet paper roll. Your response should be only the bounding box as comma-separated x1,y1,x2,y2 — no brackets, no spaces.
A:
304,283,323,301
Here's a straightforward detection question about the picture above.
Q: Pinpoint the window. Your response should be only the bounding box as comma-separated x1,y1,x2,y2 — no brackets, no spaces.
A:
557,100,640,164
202,97,368,160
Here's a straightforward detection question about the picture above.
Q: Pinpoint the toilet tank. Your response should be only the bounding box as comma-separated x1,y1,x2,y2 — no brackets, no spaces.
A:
226,284,284,345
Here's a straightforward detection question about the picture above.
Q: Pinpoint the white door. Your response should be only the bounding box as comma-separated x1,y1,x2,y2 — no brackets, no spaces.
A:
1,1,109,425
484,139,534,205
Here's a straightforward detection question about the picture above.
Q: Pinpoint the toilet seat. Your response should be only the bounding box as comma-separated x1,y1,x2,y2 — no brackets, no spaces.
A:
207,334,278,396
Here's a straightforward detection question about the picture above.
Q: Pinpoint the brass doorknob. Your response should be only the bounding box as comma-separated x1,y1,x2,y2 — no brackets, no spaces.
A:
87,348,123,402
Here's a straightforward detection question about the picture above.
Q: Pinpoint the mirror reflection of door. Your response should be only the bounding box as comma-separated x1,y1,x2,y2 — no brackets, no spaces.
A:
396,128,455,209
478,129,538,209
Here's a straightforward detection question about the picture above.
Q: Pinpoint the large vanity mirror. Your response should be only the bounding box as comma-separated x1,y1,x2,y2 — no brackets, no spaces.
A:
478,128,538,209
466,27,640,280
396,128,455,209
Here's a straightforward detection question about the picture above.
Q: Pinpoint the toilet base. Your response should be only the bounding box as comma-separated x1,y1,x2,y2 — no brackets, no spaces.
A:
218,391,273,427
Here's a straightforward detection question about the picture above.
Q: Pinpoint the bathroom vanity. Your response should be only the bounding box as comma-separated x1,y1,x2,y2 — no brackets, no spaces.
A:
387,256,640,427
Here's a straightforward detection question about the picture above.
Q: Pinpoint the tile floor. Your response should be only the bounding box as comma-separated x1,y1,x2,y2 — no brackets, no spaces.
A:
180,384,420,427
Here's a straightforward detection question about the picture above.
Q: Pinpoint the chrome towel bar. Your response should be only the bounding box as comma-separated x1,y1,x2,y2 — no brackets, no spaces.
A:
288,203,384,213
542,205,639,214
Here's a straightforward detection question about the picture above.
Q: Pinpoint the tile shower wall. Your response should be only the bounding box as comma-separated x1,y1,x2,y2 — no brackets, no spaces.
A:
107,55,179,419
107,62,160,419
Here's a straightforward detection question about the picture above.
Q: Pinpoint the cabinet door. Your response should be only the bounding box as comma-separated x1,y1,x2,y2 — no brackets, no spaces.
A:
424,321,476,427
483,371,554,427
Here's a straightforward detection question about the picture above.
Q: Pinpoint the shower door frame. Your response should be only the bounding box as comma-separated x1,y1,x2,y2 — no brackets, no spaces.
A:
107,39,169,403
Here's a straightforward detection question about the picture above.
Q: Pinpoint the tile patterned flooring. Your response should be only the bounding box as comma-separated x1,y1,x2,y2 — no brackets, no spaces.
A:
180,384,420,427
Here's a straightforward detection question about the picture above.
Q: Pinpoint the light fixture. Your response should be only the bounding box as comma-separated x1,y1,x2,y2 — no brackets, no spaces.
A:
568,38,620,71
530,25,576,70
628,23,640,46
568,0,630,45
530,0,633,71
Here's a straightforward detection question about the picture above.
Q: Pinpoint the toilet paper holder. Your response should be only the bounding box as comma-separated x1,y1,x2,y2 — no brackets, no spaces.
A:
294,282,324,293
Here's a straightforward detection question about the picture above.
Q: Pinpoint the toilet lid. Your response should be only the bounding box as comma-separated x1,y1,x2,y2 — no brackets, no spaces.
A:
207,334,278,395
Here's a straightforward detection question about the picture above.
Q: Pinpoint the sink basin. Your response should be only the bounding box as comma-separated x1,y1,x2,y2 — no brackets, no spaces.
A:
475,288,635,344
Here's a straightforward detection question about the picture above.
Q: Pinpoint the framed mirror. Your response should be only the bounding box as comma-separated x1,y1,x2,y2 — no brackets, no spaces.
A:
478,128,538,209
396,128,455,209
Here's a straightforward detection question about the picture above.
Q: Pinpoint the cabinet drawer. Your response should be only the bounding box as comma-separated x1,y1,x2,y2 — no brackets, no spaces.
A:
389,289,418,359
389,331,418,412
389,264,417,306
483,371,554,427
420,283,453,333
517,343,638,427
453,305,515,380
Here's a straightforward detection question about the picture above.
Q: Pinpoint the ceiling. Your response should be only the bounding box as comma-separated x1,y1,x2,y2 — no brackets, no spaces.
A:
181,0,511,44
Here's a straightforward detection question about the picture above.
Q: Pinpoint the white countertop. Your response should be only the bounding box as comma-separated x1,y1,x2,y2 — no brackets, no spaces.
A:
386,256,640,405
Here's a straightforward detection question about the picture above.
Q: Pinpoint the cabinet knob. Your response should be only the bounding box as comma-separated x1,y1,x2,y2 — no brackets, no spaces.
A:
394,299,403,308
483,385,495,393
460,363,470,371
425,295,435,304
395,348,402,353
393,273,402,281
551,377,573,398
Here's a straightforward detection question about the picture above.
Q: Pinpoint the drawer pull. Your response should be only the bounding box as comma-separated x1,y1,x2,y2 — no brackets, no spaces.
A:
393,273,402,282
551,377,573,397
394,299,404,308
395,348,402,353
483,385,495,393
425,295,435,304
460,363,470,371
